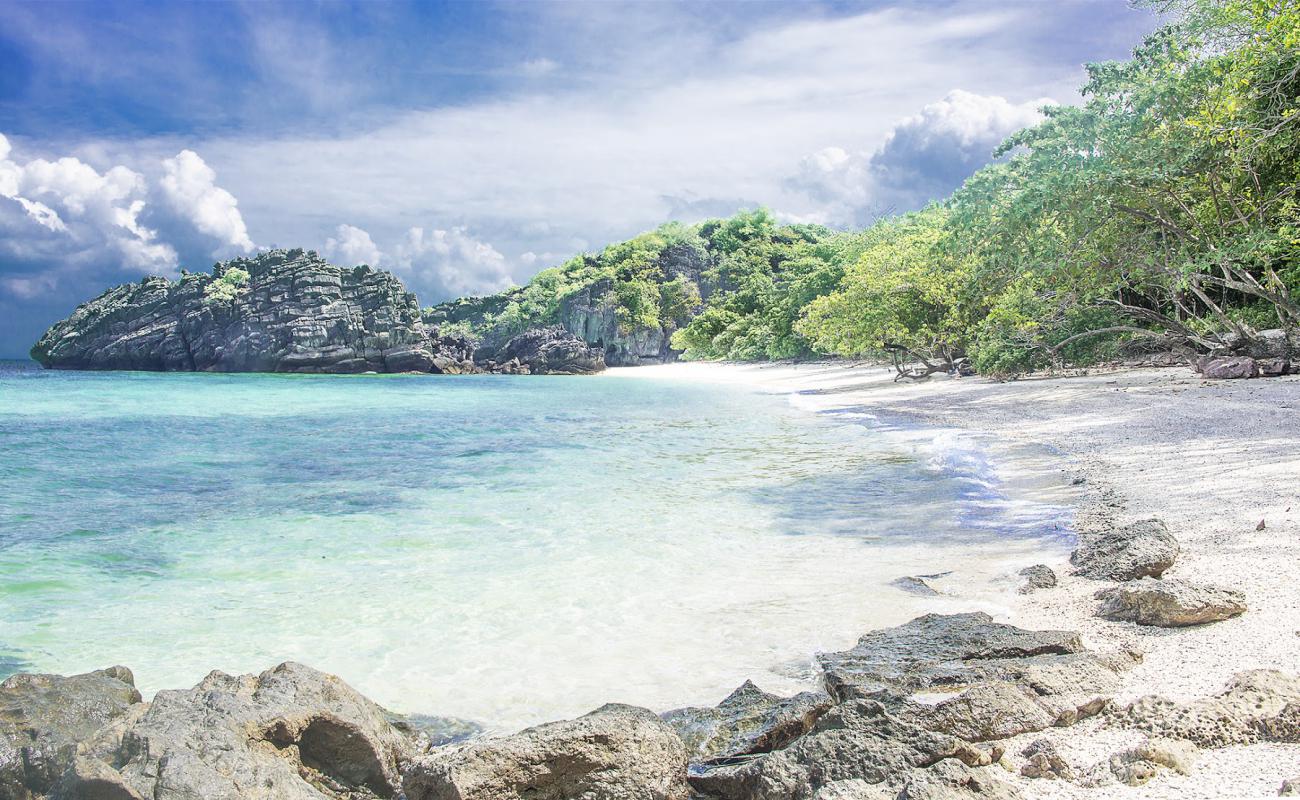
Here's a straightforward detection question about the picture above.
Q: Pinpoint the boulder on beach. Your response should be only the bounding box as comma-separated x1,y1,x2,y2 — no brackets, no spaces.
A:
1070,518,1179,581
816,613,1133,745
1198,355,1260,379
1094,577,1246,627
687,700,996,800
1019,738,1074,781
403,703,690,800
1113,669,1300,748
57,661,413,800
661,680,832,764
0,666,142,800
1017,565,1057,594
1105,737,1197,787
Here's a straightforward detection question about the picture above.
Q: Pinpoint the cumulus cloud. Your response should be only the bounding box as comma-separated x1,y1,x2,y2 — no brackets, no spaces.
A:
0,133,262,355
0,132,178,274
389,226,515,299
789,91,1051,226
159,150,255,254
324,223,382,266
321,223,514,301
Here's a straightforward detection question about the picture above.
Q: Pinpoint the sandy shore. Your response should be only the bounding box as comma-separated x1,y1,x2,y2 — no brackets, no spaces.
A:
613,361,1300,799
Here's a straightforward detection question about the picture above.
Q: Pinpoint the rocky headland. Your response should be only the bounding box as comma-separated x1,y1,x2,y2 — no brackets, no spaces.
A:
30,250,605,376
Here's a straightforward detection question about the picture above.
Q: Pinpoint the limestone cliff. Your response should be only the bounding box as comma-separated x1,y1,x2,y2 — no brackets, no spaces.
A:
31,249,477,374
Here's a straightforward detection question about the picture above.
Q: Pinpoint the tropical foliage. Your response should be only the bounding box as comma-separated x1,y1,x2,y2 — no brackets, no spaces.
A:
435,0,1299,376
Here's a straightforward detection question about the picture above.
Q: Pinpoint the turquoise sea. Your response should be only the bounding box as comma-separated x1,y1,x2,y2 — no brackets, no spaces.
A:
0,359,1070,729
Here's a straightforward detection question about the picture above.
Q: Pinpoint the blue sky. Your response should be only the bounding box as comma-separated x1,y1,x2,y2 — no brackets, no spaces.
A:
0,0,1159,357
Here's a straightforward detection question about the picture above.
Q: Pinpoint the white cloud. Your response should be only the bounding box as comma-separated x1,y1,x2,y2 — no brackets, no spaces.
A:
789,90,1051,226
389,226,515,299
159,149,255,253
0,133,178,274
324,223,383,266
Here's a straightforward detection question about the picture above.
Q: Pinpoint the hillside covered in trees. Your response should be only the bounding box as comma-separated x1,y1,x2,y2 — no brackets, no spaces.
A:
429,0,1298,377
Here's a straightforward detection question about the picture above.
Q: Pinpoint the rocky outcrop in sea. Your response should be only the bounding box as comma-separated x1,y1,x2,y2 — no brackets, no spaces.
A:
30,250,605,376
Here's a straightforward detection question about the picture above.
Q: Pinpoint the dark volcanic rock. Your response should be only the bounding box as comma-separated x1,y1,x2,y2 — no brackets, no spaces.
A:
817,613,1131,744
816,613,1086,702
60,661,413,800
1094,578,1246,627
661,681,831,765
482,325,606,374
0,666,142,800
32,250,477,374
1070,519,1179,581
403,703,689,800
1017,565,1057,594
890,576,943,596
687,700,994,800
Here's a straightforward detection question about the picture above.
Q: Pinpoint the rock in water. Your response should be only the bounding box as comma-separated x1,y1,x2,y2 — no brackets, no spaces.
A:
1094,577,1246,627
889,576,943,596
59,661,413,800
481,326,606,374
0,666,142,800
403,703,690,800
661,681,832,764
31,249,477,374
1070,519,1179,581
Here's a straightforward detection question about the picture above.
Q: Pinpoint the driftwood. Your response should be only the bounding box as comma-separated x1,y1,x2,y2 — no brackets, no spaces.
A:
883,343,967,381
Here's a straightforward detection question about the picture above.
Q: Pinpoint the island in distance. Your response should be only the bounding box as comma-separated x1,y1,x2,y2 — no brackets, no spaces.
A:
30,249,615,376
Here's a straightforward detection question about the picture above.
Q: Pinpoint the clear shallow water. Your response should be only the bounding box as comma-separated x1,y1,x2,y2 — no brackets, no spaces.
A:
0,360,1070,730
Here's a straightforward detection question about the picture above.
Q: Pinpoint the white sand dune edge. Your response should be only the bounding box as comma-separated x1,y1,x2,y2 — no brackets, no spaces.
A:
611,361,1300,800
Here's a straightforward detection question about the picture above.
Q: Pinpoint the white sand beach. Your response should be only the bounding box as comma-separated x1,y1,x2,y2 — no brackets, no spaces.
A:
614,361,1300,799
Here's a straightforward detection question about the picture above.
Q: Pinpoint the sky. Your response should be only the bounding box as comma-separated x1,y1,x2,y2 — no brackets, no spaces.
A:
0,0,1160,357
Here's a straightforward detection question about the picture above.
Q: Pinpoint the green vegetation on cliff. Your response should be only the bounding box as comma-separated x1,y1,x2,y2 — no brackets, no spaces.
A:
434,0,1298,376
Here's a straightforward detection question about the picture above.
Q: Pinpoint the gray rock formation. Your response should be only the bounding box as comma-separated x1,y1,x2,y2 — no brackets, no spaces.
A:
0,666,142,800
816,613,1132,754
661,681,831,765
57,661,413,800
1018,739,1073,781
686,700,998,800
403,703,689,800
1094,578,1246,627
559,279,678,366
1104,738,1196,787
817,613,1087,701
32,250,477,374
1112,670,1300,747
1070,519,1179,581
1016,565,1057,594
478,326,606,375
1281,778,1300,796
889,576,943,597
1198,355,1260,379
